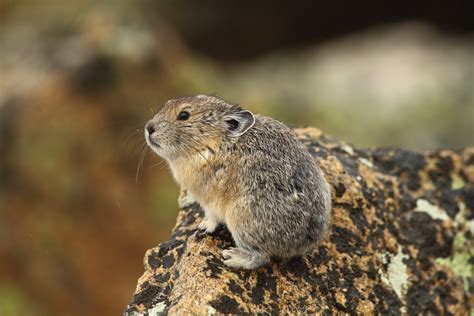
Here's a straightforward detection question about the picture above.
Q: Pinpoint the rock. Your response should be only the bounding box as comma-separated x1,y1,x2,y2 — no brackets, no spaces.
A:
124,127,474,315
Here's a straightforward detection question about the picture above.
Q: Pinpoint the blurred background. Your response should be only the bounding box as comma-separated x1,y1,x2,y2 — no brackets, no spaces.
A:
1,0,473,315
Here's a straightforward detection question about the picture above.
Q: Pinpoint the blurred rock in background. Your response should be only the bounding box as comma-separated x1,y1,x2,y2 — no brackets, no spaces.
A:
0,0,473,315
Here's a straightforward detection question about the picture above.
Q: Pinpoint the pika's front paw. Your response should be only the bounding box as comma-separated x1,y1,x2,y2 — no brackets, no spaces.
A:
178,190,196,208
222,247,269,270
198,216,218,233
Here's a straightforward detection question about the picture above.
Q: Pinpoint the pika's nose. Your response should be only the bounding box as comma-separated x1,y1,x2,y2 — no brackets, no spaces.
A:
145,121,156,135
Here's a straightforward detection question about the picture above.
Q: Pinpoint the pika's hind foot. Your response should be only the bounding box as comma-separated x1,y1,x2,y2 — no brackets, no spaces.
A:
222,247,269,269
198,216,219,233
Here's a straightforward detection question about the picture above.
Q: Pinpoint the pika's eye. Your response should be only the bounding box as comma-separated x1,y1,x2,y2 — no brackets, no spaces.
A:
177,111,190,121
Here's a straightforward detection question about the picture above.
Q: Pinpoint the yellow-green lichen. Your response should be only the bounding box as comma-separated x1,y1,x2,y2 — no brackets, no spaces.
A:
379,246,409,313
455,202,474,233
207,305,217,316
388,247,410,299
148,302,167,316
436,233,473,292
450,172,465,190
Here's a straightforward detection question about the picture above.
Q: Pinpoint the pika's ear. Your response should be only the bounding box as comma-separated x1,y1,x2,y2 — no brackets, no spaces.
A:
223,110,255,137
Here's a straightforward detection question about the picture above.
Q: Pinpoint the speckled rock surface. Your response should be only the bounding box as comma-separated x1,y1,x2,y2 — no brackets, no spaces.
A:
125,128,474,315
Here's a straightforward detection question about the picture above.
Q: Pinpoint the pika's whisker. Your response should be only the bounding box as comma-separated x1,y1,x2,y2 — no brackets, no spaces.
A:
136,142,148,184
151,159,167,170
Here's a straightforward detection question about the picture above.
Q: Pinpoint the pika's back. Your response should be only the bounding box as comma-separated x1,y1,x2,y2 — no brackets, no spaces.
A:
235,115,306,159
222,114,331,257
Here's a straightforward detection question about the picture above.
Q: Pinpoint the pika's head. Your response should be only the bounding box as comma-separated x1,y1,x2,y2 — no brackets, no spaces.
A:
145,95,255,160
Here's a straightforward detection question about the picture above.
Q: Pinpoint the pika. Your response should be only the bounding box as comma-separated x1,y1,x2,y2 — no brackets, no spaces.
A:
145,95,332,269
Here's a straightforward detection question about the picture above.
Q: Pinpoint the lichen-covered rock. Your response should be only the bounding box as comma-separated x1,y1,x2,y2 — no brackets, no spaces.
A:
124,128,474,315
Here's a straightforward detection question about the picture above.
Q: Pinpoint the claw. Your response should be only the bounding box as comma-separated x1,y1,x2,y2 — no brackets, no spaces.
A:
221,247,269,270
198,216,218,233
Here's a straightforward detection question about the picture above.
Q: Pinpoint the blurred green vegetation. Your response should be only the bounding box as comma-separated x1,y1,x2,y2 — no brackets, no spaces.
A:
0,284,40,316
0,1,473,315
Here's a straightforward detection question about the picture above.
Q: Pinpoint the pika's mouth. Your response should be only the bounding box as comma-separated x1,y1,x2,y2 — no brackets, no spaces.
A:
144,129,160,149
146,135,160,148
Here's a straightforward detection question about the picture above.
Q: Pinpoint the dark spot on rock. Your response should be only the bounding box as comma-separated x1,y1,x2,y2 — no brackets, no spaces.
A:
469,278,474,294
366,260,377,280
368,292,376,304
318,134,333,144
161,254,175,269
397,191,417,213
298,296,308,311
172,228,193,240
400,211,452,261
213,225,234,244
158,237,184,258
307,144,329,159
202,251,223,278
371,148,395,170
326,264,341,290
181,208,198,226
343,286,364,310
175,245,185,257
438,188,459,218
210,295,241,314
194,230,208,242
461,187,474,218
148,251,161,270
340,265,360,296
407,283,440,315
269,303,280,315
337,155,359,178
154,272,170,283
393,150,426,173
314,246,330,266
429,170,450,189
434,284,458,307
436,271,447,281
350,264,363,278
251,270,278,305
465,153,474,165
131,281,164,309
406,173,422,191
330,226,364,253
373,284,402,315
348,201,369,235
435,154,454,173
251,277,265,305
335,182,346,197
227,279,244,296
280,256,309,279
375,149,427,192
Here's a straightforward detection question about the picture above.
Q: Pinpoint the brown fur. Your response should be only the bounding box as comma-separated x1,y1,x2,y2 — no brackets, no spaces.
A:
145,95,332,269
